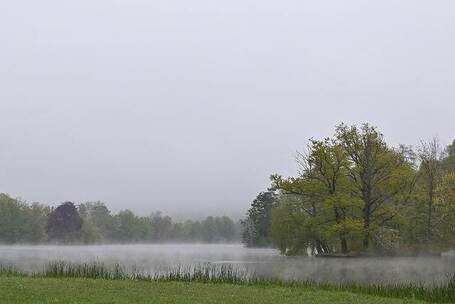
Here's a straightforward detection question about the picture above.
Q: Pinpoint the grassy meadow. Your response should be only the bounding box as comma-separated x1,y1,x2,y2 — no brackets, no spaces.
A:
0,276,426,304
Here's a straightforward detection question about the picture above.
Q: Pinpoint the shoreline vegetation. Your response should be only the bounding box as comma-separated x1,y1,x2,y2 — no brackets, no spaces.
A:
1,123,454,258
314,251,449,258
0,196,241,245
242,123,455,257
1,262,455,303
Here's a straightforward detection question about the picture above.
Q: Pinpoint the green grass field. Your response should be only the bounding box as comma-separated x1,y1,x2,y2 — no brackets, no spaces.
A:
0,276,425,304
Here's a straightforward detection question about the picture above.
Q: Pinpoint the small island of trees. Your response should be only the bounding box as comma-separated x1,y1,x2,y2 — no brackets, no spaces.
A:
242,123,455,256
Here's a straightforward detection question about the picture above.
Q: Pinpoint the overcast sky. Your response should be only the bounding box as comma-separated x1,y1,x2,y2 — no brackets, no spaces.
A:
1,0,454,219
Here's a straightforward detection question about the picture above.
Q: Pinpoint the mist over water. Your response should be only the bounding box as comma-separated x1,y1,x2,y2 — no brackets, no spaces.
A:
1,244,454,285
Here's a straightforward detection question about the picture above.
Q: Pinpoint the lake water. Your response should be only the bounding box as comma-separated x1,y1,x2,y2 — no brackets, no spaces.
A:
1,244,454,285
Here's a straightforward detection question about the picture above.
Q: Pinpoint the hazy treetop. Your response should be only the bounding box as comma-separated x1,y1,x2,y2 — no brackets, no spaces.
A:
0,0,454,218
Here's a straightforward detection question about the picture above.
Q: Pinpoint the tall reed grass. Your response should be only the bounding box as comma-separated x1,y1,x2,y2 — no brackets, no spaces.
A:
0,261,454,303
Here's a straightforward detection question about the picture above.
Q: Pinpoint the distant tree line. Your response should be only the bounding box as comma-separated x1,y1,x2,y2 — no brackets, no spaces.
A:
242,123,455,256
0,197,240,244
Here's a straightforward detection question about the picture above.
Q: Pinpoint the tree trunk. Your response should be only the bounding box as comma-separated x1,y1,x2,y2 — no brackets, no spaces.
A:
341,237,348,254
427,185,434,245
315,240,323,255
363,206,371,250
334,207,349,254
362,183,372,251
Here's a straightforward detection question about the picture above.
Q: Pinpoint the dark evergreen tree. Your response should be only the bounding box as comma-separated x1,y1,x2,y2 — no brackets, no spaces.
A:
46,202,83,242
442,140,455,172
242,191,277,247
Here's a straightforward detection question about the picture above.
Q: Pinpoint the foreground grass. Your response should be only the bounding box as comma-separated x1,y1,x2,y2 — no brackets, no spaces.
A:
0,276,425,304
1,262,454,303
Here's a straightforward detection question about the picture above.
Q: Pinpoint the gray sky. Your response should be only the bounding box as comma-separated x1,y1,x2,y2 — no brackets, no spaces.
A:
1,0,454,219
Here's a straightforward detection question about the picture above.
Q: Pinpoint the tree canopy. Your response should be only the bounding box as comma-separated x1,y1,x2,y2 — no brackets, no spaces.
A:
0,197,240,244
46,202,83,243
243,123,455,256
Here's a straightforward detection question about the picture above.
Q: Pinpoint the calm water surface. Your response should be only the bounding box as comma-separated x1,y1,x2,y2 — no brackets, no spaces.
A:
1,244,454,285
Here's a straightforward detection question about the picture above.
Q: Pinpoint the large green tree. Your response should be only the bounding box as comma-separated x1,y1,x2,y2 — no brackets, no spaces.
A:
433,172,455,249
270,176,332,255
297,138,360,254
270,139,364,255
417,138,444,245
335,123,416,251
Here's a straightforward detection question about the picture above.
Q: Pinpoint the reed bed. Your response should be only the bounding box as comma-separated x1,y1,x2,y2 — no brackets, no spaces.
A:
0,264,23,277
1,261,454,303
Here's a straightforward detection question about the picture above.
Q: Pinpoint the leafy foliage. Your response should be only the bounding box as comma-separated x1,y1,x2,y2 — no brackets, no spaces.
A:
0,194,49,243
243,123,455,256
0,195,239,244
46,202,83,243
